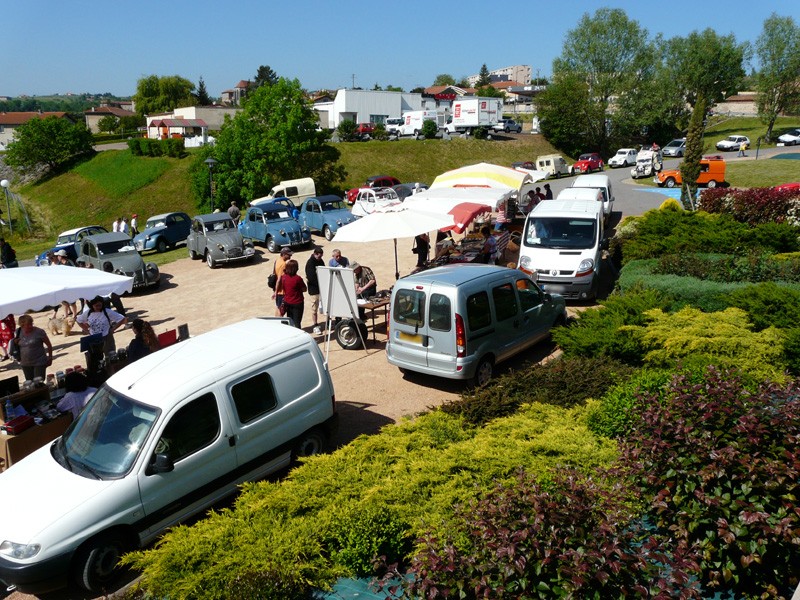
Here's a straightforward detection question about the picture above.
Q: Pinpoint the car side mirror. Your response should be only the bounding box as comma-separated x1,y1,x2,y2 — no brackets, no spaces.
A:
146,453,174,475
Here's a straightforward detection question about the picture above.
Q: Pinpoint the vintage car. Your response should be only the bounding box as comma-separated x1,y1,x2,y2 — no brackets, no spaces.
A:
351,187,402,217
571,153,604,174
240,201,311,253
608,148,638,168
132,212,192,253
393,182,428,200
187,214,255,268
716,135,750,152
655,155,726,189
36,225,108,266
297,195,358,241
77,232,160,290
345,175,401,204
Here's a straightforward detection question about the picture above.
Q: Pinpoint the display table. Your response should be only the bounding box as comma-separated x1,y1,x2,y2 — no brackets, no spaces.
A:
358,299,390,342
0,414,72,471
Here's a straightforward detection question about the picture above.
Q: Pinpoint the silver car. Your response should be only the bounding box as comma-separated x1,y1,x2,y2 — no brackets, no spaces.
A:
187,214,255,268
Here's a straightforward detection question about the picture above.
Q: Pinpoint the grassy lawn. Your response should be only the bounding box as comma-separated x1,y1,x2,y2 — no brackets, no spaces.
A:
703,115,800,153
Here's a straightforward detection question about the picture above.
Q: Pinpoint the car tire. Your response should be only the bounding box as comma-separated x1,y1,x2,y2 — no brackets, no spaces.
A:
472,357,494,388
335,318,367,350
74,534,128,593
677,151,683,157
707,180,717,189
206,251,217,269
156,238,167,253
292,428,327,461
188,246,198,260
665,177,677,188
266,236,279,253
323,225,334,241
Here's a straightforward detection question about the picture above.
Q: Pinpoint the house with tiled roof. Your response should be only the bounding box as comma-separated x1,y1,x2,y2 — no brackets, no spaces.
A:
84,103,138,133
0,111,75,150
220,80,253,106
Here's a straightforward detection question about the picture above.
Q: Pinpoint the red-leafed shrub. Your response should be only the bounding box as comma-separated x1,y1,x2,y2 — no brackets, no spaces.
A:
698,187,800,226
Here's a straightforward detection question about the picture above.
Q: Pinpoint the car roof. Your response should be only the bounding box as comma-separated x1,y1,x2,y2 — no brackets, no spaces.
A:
572,173,610,186
59,225,102,236
396,264,518,288
85,232,133,243
106,319,314,408
146,213,173,221
311,194,344,204
250,202,293,212
193,213,234,223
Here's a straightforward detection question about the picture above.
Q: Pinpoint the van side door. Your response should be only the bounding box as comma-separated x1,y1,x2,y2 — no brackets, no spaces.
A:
489,280,524,361
137,392,237,540
515,277,554,344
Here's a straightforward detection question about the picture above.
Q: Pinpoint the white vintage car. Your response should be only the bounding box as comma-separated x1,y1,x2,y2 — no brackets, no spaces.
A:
350,187,402,217
608,148,638,168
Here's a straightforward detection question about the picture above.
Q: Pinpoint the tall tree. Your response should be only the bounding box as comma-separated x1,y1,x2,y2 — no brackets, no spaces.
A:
552,8,655,154
433,74,456,86
536,72,602,157
253,65,278,88
679,96,708,210
196,76,212,106
97,115,119,134
5,116,94,173
476,64,491,87
133,75,196,116
192,78,344,211
755,14,800,141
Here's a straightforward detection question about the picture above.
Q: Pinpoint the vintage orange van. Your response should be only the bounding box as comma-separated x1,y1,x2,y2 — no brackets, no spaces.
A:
655,155,726,189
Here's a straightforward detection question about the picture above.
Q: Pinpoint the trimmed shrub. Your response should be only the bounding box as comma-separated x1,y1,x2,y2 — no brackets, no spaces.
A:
698,186,800,226
618,367,800,598
722,281,800,331
440,356,636,425
127,138,143,155
552,285,671,364
420,119,438,139
372,123,389,141
387,469,699,599
655,251,800,283
782,327,800,376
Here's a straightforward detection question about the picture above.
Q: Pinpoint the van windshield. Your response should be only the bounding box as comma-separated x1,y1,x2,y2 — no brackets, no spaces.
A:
523,217,597,250
52,386,159,480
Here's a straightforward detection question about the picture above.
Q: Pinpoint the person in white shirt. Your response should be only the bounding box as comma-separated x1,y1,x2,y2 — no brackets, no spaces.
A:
120,217,129,235
130,213,139,236
112,217,122,232
57,371,97,419
76,295,127,355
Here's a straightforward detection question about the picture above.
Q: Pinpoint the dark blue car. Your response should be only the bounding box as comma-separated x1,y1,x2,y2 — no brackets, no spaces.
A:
132,212,192,253
239,201,310,253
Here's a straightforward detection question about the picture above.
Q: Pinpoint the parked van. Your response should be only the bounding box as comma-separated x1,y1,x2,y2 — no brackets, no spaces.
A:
254,177,317,207
0,318,337,594
385,117,404,134
518,198,606,300
398,110,439,136
535,154,571,178
655,156,726,189
386,265,567,387
571,173,614,224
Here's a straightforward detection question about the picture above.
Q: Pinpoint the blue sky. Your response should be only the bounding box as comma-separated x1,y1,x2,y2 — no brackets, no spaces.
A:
3,1,797,98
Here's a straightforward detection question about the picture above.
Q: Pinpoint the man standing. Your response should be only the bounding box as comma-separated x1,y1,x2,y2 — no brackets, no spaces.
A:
738,140,747,158
130,213,139,236
0,238,18,268
271,246,292,315
228,201,241,226
544,184,553,200
305,246,325,334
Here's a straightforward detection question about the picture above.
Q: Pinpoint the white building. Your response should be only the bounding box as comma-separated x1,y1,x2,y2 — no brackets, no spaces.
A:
313,89,444,129
468,65,532,87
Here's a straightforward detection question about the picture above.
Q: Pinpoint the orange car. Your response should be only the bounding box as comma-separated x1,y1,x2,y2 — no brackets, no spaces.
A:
655,155,726,189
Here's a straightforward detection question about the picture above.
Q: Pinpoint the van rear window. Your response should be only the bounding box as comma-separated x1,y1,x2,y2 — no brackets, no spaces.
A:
429,293,451,331
393,289,426,327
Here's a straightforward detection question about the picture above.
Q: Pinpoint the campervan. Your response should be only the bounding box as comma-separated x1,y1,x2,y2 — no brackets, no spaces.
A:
254,178,317,207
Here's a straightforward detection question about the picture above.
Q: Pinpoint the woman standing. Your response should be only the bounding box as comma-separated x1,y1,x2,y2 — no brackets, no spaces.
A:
15,315,53,381
276,259,306,329
127,319,160,363
0,313,15,362
76,296,127,355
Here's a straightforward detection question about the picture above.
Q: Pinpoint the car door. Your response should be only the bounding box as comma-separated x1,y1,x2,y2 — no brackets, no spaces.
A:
243,208,264,241
137,392,238,538
303,199,323,232
515,277,552,345
489,281,523,361
188,219,204,254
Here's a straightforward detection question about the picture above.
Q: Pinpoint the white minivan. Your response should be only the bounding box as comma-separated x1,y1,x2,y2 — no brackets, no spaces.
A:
517,198,607,300
386,265,567,387
570,173,614,224
0,318,337,594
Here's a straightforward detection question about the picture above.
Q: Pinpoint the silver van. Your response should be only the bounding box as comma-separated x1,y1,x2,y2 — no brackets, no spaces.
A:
386,265,567,386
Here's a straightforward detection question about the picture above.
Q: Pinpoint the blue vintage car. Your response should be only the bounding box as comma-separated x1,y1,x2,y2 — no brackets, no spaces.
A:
240,201,310,253
132,212,192,253
36,225,108,266
297,195,358,241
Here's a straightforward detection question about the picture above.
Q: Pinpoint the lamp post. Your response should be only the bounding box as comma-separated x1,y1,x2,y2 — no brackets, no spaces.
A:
204,158,218,209
0,179,11,235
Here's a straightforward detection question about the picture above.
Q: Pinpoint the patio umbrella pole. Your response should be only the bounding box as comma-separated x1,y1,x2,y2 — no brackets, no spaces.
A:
394,238,399,280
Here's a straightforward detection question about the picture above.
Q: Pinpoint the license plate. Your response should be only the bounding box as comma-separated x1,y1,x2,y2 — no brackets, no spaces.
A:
399,331,422,343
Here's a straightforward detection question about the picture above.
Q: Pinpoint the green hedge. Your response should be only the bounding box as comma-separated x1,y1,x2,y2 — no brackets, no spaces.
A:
127,137,184,158
124,405,616,599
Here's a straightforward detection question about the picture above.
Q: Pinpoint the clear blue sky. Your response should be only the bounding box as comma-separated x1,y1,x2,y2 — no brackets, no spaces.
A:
2,0,797,98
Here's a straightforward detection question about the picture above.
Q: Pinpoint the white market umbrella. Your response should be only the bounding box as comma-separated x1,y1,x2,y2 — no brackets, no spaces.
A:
0,266,134,317
333,205,455,279
404,187,515,213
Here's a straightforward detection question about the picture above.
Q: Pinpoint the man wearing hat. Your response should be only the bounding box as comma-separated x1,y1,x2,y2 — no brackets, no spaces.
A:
53,249,75,266
130,214,139,236
351,262,376,300
271,246,293,315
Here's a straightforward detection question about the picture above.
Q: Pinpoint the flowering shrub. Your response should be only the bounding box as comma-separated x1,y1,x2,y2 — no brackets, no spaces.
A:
698,186,800,226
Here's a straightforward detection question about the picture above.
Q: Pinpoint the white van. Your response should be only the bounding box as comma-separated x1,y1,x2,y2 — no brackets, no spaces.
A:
385,117,404,134
0,318,337,594
254,177,317,207
535,154,571,178
517,198,606,301
386,265,567,387
398,110,439,137
571,173,614,224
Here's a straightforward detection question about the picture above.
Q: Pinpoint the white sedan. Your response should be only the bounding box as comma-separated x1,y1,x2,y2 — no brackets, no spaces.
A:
716,135,750,151
778,129,800,146
608,148,638,168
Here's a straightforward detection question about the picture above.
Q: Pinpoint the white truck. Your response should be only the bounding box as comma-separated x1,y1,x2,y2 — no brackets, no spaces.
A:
398,110,441,137
442,97,503,135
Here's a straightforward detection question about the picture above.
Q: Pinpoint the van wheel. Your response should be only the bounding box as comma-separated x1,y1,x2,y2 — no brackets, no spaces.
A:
472,357,494,388
74,534,128,592
335,318,368,349
293,428,327,460
707,179,717,188
323,225,334,241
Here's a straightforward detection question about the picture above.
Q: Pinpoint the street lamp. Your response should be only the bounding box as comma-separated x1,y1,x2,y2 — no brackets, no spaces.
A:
0,179,11,235
204,157,218,208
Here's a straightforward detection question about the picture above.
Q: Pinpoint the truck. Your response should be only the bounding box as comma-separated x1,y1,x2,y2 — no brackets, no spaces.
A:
398,110,441,137
442,97,503,135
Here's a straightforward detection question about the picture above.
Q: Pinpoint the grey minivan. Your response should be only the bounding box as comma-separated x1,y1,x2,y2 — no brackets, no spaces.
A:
386,265,567,386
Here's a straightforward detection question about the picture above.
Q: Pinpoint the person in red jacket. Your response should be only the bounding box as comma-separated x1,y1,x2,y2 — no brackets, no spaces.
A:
276,259,307,328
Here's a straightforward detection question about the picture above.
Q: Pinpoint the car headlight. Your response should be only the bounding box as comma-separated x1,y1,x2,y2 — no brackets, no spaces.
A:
279,228,286,235
0,540,41,559
519,255,532,269
216,243,225,251
576,258,595,277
